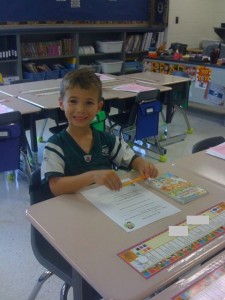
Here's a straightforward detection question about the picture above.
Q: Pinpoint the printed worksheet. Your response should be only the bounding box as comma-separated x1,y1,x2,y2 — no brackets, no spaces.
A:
81,179,180,232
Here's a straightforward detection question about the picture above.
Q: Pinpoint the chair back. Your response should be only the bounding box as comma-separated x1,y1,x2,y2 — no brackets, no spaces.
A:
0,111,23,172
135,90,162,140
192,136,225,153
29,168,73,284
29,169,102,298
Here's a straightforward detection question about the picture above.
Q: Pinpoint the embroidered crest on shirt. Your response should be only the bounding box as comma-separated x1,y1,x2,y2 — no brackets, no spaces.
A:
102,145,109,156
84,155,92,162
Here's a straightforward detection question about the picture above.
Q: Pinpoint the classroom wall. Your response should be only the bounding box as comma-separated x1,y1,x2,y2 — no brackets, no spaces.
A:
165,0,225,49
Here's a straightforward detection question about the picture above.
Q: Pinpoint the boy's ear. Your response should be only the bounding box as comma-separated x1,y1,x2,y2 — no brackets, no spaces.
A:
59,97,64,111
97,100,104,112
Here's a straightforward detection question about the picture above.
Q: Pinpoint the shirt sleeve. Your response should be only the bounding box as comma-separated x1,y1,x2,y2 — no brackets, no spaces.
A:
41,139,65,181
110,136,138,169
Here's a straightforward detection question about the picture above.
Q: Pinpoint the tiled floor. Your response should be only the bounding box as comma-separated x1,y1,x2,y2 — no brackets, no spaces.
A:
0,107,225,300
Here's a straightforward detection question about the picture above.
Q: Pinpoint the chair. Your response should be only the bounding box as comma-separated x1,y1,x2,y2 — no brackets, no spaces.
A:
0,111,32,179
109,90,167,162
192,136,225,153
28,168,102,300
169,71,193,134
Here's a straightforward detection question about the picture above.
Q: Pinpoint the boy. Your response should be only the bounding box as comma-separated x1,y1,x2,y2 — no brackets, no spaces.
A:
41,68,158,196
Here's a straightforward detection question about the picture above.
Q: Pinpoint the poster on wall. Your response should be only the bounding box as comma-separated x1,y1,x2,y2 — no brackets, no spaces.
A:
204,81,225,106
143,60,196,80
195,66,211,89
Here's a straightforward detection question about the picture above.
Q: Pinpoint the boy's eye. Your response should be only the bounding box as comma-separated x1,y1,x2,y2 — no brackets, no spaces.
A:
86,101,95,105
69,99,77,104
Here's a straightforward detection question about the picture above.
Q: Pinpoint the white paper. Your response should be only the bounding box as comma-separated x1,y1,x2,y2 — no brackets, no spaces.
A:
112,83,157,93
206,142,225,160
81,179,180,232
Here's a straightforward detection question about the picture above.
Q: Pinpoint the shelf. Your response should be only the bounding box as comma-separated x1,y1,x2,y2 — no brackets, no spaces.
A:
0,25,165,80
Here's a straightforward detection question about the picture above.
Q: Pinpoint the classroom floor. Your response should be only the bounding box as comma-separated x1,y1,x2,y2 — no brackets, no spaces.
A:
0,107,225,300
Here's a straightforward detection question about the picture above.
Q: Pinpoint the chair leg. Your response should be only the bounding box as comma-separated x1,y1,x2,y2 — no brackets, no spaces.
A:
27,270,53,300
38,119,48,142
60,282,71,300
176,105,192,132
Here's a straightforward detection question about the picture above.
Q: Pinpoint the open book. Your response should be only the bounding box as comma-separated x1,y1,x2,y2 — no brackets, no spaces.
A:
149,172,208,204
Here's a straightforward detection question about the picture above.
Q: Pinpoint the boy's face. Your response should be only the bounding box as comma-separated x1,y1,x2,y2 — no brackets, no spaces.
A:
59,86,103,128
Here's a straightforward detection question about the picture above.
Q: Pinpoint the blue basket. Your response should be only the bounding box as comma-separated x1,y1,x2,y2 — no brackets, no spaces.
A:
59,68,73,78
45,69,60,80
23,72,46,81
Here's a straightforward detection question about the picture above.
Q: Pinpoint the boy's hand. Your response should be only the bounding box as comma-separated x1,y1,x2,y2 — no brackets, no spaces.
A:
132,157,158,178
93,170,122,191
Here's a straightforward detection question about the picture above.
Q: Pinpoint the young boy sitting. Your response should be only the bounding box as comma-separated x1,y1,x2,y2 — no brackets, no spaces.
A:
41,68,158,196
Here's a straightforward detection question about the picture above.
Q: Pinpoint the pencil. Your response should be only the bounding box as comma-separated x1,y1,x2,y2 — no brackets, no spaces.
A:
122,176,147,187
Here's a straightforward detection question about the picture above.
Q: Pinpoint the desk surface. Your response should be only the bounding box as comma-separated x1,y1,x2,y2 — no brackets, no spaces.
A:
0,94,40,114
26,164,225,300
172,151,225,188
12,78,171,109
125,71,191,86
0,79,61,97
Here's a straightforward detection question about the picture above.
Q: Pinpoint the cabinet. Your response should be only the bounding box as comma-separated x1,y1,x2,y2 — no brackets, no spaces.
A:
0,25,164,82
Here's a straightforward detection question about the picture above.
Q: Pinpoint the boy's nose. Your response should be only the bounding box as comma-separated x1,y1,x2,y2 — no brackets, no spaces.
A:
76,103,85,112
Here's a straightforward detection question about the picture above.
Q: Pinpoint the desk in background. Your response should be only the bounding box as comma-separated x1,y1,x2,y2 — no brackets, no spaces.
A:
172,150,225,188
26,162,225,300
123,72,192,145
0,79,61,97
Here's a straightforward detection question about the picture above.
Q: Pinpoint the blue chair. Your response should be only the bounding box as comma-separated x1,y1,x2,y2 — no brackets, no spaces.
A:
0,111,32,179
109,90,167,162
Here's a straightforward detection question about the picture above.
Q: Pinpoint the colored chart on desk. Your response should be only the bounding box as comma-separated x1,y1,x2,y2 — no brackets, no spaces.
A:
173,264,225,300
118,202,225,279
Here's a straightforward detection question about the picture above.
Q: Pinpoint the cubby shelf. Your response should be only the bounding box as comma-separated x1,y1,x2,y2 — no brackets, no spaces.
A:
0,25,165,80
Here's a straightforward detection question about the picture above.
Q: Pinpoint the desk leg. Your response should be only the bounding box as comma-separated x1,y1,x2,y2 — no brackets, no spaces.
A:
29,114,39,169
160,89,187,146
72,268,102,300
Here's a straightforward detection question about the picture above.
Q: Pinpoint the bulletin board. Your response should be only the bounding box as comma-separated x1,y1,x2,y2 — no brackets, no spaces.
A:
0,0,150,25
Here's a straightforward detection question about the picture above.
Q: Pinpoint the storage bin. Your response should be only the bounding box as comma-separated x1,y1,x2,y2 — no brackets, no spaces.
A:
125,61,142,72
96,59,122,74
96,41,123,53
45,69,59,80
59,68,73,78
79,64,101,73
23,72,45,81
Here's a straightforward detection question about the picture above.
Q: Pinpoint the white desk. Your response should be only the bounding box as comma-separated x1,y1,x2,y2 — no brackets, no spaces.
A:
172,151,225,188
0,79,61,97
26,163,225,300
126,72,191,86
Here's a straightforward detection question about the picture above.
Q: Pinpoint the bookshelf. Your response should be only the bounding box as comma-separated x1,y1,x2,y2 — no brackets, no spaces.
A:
0,25,165,82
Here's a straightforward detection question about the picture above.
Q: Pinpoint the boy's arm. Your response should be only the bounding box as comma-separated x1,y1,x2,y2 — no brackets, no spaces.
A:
49,169,122,196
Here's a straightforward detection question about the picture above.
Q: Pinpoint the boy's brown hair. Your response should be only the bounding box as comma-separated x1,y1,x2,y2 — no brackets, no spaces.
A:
60,68,102,101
